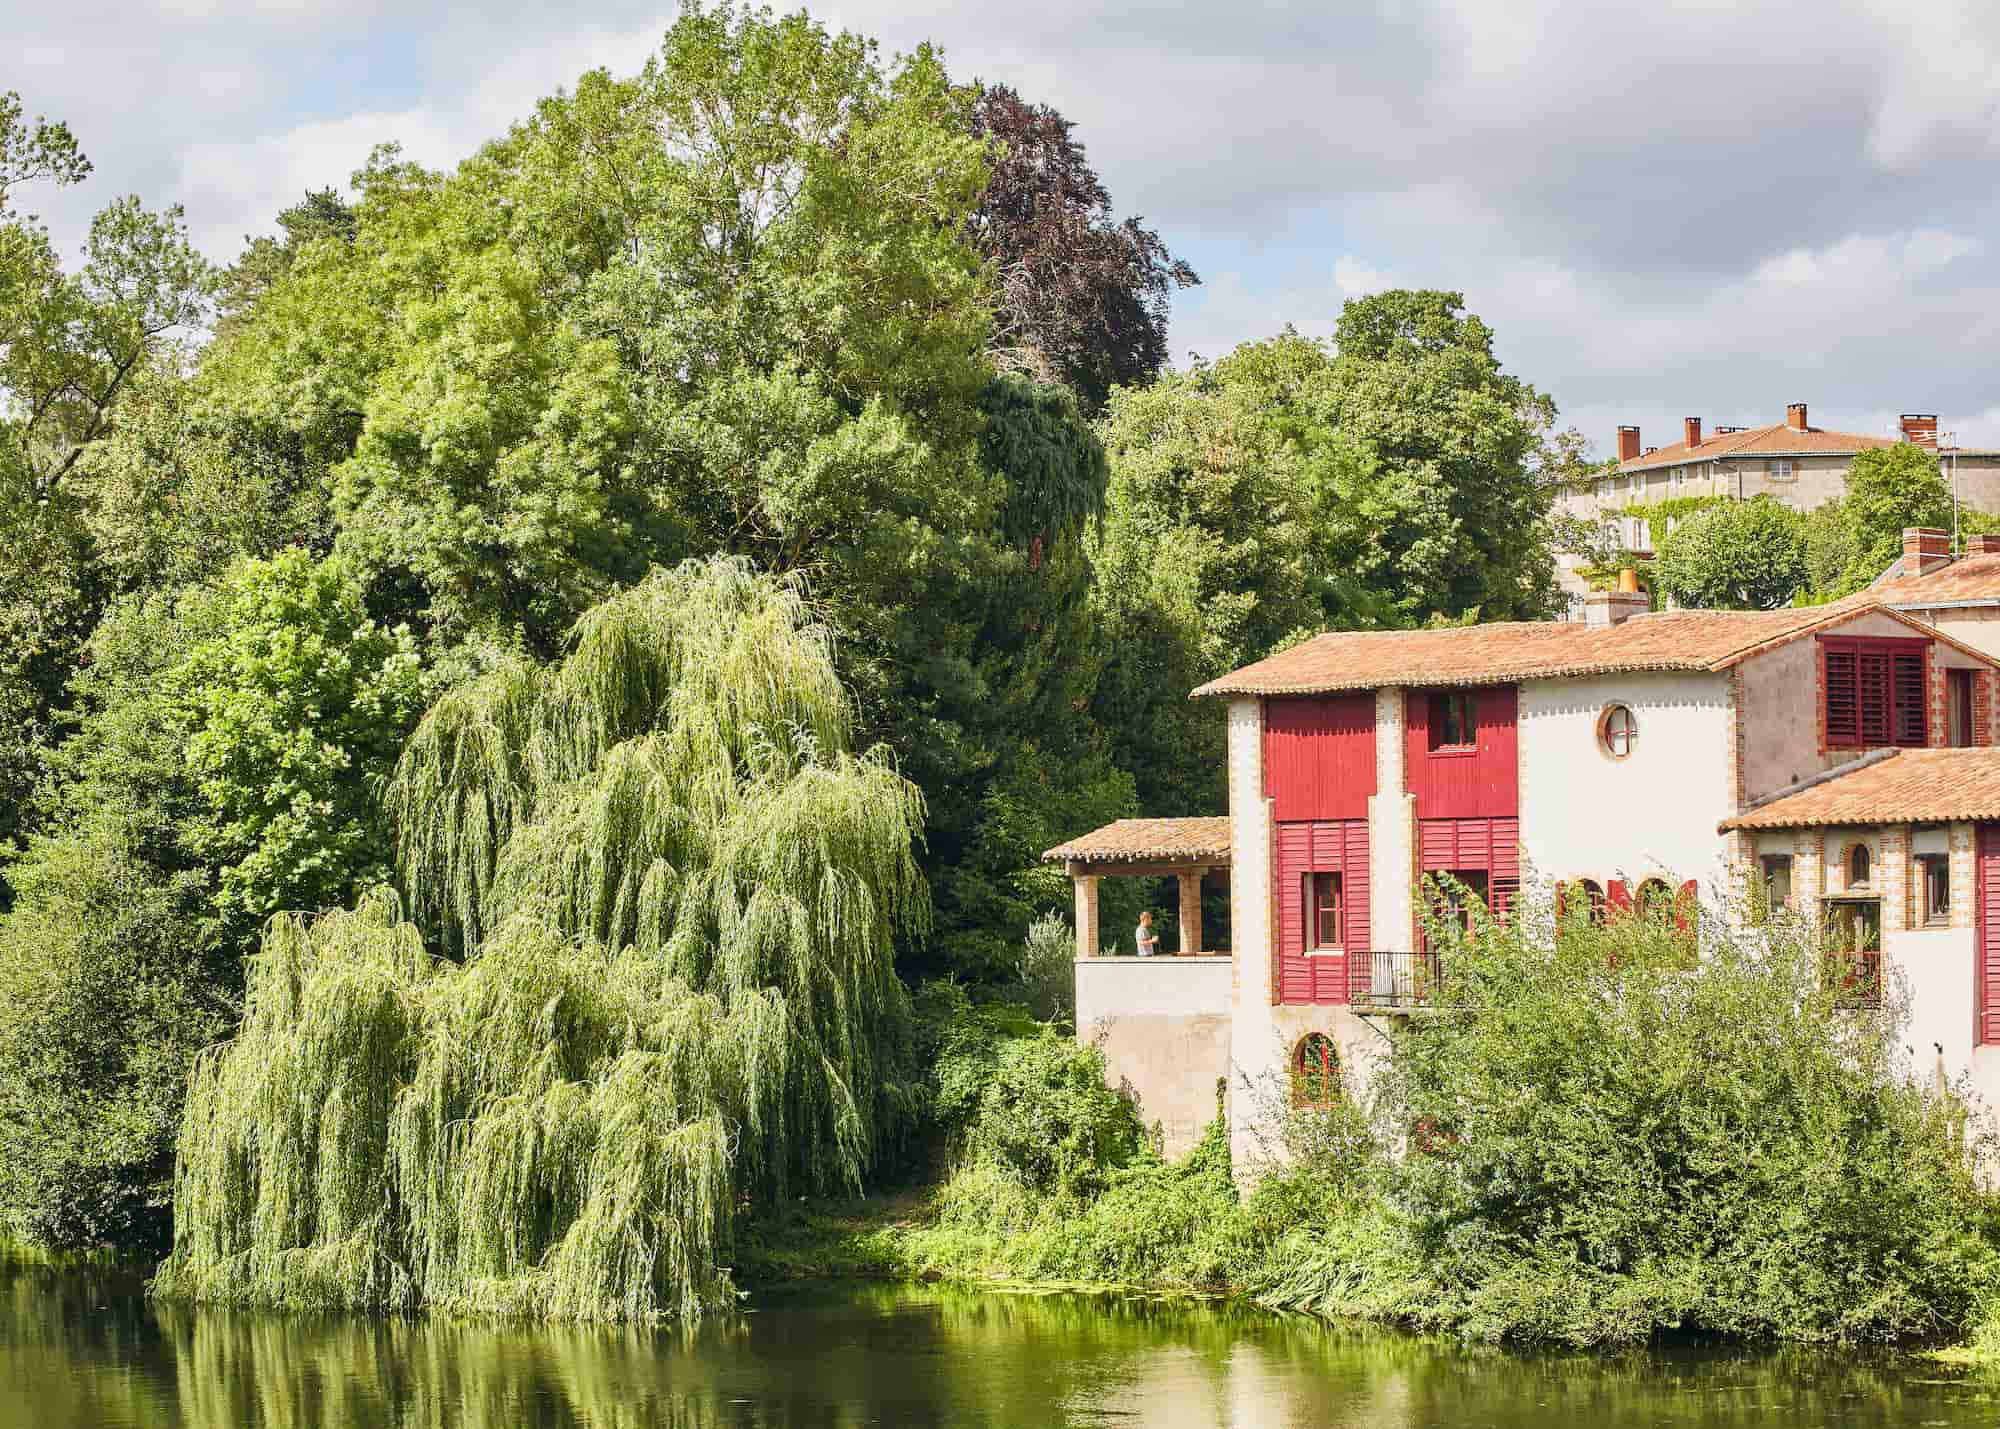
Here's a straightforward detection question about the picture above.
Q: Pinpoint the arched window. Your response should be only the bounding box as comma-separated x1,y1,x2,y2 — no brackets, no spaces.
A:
1293,1033,1340,1109
1598,704,1638,759
1580,878,1607,926
1635,877,1672,920
1846,843,1871,889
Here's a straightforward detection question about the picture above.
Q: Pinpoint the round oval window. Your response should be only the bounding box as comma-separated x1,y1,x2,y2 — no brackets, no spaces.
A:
1598,703,1637,759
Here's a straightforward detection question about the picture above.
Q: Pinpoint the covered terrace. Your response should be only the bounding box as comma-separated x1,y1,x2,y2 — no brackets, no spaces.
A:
1043,817,1231,958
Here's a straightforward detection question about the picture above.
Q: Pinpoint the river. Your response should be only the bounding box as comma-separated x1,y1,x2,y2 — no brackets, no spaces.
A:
6,1255,2000,1427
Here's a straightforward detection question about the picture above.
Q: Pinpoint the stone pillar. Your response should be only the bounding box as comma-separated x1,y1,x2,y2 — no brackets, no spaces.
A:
1071,865,1100,959
1370,685,1416,954
1794,829,1824,926
1178,870,1204,955
1882,824,1911,932
1225,696,1276,1182
1951,823,1977,930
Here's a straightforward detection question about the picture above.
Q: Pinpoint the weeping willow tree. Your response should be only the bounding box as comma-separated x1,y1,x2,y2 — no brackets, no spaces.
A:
155,558,927,1320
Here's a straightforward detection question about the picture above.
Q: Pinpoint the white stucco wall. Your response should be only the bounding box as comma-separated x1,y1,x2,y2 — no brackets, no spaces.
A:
1225,697,1276,1179
1518,670,1735,893
1076,957,1234,1158
1885,927,1977,1092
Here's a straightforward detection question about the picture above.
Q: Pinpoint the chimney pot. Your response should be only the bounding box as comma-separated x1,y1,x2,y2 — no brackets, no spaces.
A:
1584,582,1650,628
1903,526,1951,577
1786,402,1809,432
1900,413,1939,448
1684,416,1702,448
1616,425,1641,463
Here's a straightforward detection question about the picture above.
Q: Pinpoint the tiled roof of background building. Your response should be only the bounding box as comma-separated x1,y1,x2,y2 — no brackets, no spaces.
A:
1619,421,1898,473
1722,749,2000,829
1863,553,2000,605
1043,817,1231,864
1192,602,1984,698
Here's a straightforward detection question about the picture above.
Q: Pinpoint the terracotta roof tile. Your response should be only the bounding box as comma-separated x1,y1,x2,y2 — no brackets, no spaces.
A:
1722,749,2000,830
1043,817,1231,864
1863,553,2000,606
1193,602,1982,699
1620,422,1900,473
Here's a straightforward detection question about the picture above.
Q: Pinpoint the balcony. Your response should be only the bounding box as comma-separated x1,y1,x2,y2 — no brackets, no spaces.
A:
1826,948,1882,1010
1349,950,1441,1009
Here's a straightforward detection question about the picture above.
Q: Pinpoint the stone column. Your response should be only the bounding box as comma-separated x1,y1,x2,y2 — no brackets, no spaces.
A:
1178,870,1204,955
1370,685,1415,955
1951,823,1976,930
1070,864,1100,959
1882,824,1911,932
1225,696,1276,1183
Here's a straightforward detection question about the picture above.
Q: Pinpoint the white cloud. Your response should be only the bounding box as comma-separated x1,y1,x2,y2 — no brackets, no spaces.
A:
22,0,2000,458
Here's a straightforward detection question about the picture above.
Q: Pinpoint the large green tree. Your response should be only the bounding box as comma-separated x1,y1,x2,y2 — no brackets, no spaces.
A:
0,93,216,867
0,554,421,1246
198,6,1137,980
1654,497,1809,610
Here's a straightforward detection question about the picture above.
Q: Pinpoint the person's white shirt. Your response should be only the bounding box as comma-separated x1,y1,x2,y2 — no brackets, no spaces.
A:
1135,922,1156,956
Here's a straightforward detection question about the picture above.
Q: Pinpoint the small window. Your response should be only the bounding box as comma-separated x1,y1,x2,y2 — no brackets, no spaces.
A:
1431,870,1490,933
1293,1033,1340,1109
1760,854,1793,917
1578,878,1607,926
1823,898,1882,1008
1919,852,1951,926
1307,872,1344,951
1598,704,1638,759
1949,670,1975,747
1846,843,1871,889
1769,459,1794,480
1430,691,1477,751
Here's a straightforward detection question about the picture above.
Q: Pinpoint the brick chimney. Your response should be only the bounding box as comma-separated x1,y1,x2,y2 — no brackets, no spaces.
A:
1616,425,1641,463
1683,416,1702,448
1785,402,1809,432
1584,569,1649,628
1903,527,1951,576
1900,413,1939,448
1966,534,2000,556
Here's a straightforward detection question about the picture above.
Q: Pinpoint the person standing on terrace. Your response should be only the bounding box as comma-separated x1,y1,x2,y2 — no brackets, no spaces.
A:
1135,910,1159,957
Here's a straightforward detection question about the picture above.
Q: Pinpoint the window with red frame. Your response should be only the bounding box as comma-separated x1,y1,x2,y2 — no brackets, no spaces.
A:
1429,690,1477,751
1822,637,1927,749
1306,872,1344,951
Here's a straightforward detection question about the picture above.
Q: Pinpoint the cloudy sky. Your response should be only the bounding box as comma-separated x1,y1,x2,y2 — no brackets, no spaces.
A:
15,0,2000,453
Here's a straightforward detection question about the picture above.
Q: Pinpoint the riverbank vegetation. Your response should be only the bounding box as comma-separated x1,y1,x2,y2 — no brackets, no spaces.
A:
896,900,2000,1349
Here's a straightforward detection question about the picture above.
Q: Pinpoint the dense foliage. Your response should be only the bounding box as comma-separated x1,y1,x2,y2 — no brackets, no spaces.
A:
914,896,2000,1347
155,559,928,1319
1653,497,1809,610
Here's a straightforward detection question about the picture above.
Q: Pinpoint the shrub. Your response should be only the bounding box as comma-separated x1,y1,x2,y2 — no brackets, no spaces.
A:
1015,912,1075,1022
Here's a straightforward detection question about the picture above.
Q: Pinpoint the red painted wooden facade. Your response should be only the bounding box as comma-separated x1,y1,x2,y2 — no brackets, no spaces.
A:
1418,816,1522,920
1264,694,1377,821
1404,686,1519,819
1273,818,1370,1005
1979,823,2000,1046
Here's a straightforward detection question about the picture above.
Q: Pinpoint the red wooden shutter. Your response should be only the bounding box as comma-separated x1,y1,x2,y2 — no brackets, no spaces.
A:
1858,652,1892,745
1673,879,1698,935
1825,648,1859,746
1892,651,1927,746
1607,879,1633,915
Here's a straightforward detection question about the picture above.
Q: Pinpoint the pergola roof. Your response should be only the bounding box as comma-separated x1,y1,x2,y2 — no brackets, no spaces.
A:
1043,816,1231,865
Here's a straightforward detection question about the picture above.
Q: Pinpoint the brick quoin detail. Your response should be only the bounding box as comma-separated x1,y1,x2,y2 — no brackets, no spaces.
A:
1728,668,1747,810
1928,656,1949,748
1982,671,1999,748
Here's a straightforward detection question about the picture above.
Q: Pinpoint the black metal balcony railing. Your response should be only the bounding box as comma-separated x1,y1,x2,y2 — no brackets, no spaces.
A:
1349,950,1441,1008
1826,949,1882,1010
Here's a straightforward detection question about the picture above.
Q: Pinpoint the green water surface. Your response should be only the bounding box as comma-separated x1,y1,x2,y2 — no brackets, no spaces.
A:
5,1256,1999,1427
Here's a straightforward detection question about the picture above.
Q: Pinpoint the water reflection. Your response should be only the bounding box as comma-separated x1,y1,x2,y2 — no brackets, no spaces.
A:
5,1254,2000,1428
